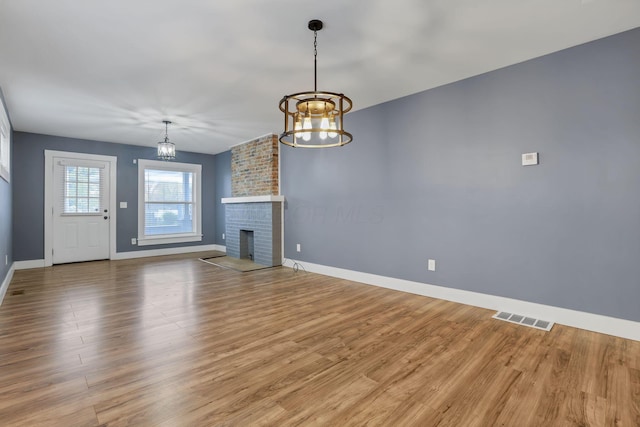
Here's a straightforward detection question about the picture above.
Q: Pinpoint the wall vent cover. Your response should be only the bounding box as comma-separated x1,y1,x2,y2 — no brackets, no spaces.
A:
493,311,554,331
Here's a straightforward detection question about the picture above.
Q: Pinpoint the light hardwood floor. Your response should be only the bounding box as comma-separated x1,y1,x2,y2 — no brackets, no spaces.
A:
1,253,639,426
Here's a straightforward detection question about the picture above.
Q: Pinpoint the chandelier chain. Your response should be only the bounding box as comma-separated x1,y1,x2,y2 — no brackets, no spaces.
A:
313,30,318,92
314,30,317,59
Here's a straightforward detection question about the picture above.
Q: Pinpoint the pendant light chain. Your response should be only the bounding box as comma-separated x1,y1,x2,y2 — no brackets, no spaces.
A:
313,29,318,92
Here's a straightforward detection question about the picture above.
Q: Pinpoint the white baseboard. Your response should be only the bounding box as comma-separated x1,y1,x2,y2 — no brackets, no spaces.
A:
0,263,16,306
14,259,46,270
112,244,226,260
282,259,640,342
14,245,227,267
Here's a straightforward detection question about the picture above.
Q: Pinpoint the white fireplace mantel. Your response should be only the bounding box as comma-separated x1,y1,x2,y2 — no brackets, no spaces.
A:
221,195,285,204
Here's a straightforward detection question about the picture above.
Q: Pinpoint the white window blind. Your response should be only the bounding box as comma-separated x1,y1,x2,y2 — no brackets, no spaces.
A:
143,168,194,235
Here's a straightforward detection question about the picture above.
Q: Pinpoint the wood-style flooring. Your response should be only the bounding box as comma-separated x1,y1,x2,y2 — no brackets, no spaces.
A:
1,253,639,426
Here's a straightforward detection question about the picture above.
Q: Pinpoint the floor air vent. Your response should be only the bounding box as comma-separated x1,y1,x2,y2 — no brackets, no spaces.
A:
493,311,553,331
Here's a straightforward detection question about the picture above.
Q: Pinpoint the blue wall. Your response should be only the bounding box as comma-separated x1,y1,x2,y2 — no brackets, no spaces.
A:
0,87,12,285
12,132,218,260
281,28,640,322
214,150,231,245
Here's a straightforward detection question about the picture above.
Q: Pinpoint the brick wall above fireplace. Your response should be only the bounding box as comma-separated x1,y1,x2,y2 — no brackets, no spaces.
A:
231,134,278,197
224,134,283,267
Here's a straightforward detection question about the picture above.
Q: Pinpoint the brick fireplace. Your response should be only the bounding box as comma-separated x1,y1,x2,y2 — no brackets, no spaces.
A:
222,134,283,267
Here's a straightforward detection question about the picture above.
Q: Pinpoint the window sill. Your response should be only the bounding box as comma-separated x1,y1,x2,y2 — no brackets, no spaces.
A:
137,234,203,246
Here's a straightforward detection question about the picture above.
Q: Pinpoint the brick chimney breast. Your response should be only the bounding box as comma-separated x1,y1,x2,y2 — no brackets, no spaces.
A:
231,134,279,197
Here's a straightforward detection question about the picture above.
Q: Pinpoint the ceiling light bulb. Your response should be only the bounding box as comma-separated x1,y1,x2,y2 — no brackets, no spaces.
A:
302,116,312,141
294,114,303,138
319,115,329,139
328,117,338,138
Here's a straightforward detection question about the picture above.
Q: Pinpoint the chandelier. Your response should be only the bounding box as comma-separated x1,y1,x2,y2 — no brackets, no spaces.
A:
279,20,352,148
157,120,176,160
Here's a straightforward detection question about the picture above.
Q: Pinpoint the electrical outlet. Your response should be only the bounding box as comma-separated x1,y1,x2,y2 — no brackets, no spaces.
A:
296,243,301,252
131,238,137,245
428,259,436,271
522,152,539,166
222,233,225,240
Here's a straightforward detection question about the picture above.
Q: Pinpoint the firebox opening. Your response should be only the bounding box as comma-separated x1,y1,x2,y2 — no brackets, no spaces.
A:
240,229,254,261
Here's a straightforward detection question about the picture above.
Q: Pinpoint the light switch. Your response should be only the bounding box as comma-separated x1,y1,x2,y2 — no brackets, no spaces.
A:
120,202,128,208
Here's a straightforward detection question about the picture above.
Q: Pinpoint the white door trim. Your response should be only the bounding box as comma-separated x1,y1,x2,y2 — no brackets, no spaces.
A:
44,150,117,267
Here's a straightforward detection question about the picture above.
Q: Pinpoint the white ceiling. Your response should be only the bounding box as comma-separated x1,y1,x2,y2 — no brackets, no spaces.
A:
1,0,639,155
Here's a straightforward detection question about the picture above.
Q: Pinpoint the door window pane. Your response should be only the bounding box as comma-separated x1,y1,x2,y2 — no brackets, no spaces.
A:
63,166,102,213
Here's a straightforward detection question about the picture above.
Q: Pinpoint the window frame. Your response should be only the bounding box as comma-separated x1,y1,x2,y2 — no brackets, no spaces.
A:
0,98,10,183
137,159,202,246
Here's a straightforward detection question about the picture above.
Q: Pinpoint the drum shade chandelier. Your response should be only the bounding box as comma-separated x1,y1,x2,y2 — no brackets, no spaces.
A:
157,120,176,160
279,19,353,148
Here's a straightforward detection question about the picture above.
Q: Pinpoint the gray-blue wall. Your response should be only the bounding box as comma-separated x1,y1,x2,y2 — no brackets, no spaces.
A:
12,132,217,260
0,87,12,285
214,150,231,245
281,27,640,322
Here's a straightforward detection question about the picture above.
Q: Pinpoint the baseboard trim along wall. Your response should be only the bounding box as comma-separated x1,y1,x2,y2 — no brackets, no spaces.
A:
0,263,16,306
112,244,226,260
282,259,640,342
14,259,46,270
14,245,227,269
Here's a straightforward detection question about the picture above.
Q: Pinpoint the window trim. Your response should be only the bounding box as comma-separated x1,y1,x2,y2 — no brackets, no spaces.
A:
0,99,10,183
137,159,202,246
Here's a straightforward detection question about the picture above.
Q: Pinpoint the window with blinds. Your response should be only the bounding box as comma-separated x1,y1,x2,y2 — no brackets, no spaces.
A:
144,169,193,235
137,159,202,246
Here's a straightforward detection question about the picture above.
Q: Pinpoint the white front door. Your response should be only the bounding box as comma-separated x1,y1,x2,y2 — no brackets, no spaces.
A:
52,157,110,264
